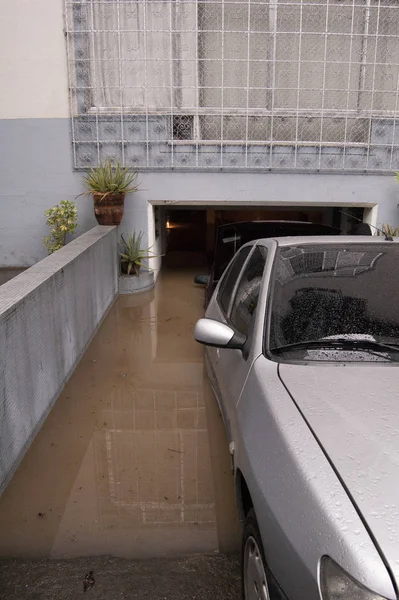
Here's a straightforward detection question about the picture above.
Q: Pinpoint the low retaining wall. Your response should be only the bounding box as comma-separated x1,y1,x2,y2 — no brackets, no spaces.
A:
0,226,118,494
119,270,155,294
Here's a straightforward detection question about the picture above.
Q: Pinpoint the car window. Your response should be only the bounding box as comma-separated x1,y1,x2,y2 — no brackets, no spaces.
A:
218,246,252,315
268,243,399,362
230,246,267,336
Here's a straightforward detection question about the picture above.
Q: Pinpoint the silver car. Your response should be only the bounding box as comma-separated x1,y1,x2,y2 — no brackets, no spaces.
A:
194,236,399,600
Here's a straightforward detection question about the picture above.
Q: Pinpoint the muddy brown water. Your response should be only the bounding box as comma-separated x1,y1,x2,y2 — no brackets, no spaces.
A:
0,268,26,286
0,263,240,559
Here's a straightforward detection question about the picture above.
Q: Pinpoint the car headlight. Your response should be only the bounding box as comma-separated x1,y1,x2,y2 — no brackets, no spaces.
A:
320,557,389,600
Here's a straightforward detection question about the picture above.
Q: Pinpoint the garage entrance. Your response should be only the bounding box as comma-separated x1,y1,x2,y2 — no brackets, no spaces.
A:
156,205,367,269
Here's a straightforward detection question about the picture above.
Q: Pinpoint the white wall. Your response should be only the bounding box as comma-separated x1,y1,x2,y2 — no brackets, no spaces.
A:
0,0,69,119
0,119,97,267
0,0,89,268
137,171,398,211
0,226,118,495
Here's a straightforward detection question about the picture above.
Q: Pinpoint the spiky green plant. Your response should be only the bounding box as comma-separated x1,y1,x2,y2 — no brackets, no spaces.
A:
119,231,156,275
378,223,399,237
82,160,139,201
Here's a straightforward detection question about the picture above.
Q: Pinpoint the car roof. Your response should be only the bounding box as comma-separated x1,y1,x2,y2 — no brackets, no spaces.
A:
217,220,341,235
257,235,399,247
217,220,334,228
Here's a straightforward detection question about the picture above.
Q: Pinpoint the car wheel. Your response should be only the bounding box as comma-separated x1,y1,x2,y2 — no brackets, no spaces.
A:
242,508,271,600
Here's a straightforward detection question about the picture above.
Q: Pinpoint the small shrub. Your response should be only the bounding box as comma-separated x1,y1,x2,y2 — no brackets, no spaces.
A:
44,200,78,254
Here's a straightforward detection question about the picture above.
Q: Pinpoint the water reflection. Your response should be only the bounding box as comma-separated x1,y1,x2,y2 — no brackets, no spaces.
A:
0,265,239,558
276,247,383,284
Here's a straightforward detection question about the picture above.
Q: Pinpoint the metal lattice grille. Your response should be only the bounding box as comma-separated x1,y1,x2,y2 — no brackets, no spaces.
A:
65,0,399,171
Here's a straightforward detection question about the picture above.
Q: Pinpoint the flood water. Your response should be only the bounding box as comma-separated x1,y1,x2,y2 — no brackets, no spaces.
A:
0,260,240,559
0,269,26,286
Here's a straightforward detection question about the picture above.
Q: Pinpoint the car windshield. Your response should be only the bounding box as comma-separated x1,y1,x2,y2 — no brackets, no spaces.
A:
268,243,399,361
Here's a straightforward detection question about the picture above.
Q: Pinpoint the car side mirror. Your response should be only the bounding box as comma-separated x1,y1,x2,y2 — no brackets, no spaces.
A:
194,274,210,286
194,318,246,350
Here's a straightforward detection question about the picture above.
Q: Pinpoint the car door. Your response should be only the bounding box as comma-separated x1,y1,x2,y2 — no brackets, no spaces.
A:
205,244,253,430
206,244,268,441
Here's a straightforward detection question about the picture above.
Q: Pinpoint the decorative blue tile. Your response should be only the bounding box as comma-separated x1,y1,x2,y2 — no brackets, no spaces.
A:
70,115,398,172
390,147,399,170
246,146,271,169
295,146,319,170
75,143,98,168
125,143,147,168
98,120,122,141
198,145,221,168
149,143,172,169
74,118,97,142
343,147,367,170
124,119,147,142
99,142,123,163
221,145,246,168
367,147,391,171
148,116,171,142
271,146,295,169
319,147,343,170
370,120,394,145
173,145,197,168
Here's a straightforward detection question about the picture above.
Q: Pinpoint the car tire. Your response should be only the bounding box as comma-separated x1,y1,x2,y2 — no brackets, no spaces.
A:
242,508,275,600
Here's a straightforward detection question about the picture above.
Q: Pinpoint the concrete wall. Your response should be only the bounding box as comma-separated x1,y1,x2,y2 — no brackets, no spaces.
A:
0,226,118,495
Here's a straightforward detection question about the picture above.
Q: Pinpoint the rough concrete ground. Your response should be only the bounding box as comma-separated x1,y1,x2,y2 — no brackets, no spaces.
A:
0,554,240,600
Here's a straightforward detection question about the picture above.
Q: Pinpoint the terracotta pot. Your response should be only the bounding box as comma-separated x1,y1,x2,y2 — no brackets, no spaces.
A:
93,192,125,226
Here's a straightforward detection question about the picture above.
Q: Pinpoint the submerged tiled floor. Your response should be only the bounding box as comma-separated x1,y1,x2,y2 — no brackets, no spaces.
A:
0,268,26,286
0,263,240,559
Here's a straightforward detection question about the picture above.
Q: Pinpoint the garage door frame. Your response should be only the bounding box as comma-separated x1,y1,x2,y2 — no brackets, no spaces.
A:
147,200,378,273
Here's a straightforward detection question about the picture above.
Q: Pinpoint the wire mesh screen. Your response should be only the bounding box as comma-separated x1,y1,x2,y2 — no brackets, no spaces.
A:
65,0,399,171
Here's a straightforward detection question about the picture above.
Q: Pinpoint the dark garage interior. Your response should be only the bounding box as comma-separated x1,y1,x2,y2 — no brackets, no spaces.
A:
161,205,365,269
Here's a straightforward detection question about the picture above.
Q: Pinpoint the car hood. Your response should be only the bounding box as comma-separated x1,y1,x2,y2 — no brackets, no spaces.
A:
279,363,399,585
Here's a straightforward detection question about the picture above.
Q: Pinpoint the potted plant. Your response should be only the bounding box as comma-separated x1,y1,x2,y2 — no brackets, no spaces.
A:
119,231,157,293
81,160,139,226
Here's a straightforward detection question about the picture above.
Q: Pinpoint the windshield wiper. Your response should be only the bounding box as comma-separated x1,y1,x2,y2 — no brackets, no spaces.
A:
272,338,399,357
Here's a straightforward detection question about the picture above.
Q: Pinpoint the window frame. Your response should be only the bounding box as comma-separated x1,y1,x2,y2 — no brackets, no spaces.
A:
229,245,268,337
264,242,399,362
66,0,399,172
217,244,255,319
70,0,398,121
